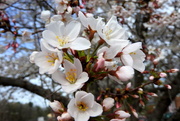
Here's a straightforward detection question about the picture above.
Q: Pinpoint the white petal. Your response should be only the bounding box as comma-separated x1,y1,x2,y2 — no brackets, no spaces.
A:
52,70,69,85
96,19,105,39
29,51,38,63
76,72,89,84
64,59,76,74
42,30,59,48
75,91,88,104
78,11,88,28
74,58,82,76
121,54,133,66
75,111,90,121
46,21,64,37
80,93,94,108
40,39,55,52
106,39,129,47
65,21,81,41
34,52,51,67
62,84,83,93
39,66,50,74
123,42,142,54
131,50,145,72
47,59,61,74
105,45,122,59
67,98,78,117
87,102,103,117
70,37,91,50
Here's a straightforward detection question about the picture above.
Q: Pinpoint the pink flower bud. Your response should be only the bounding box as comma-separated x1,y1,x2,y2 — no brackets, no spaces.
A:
159,72,167,78
103,97,115,111
49,100,64,113
126,82,131,89
94,57,105,71
149,76,154,80
116,66,134,82
165,85,171,89
170,69,179,73
115,101,121,108
131,95,139,98
40,10,51,21
115,110,131,119
57,112,72,121
148,93,158,97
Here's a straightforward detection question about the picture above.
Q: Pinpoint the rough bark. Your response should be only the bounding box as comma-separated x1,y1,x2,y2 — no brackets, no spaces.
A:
0,76,69,105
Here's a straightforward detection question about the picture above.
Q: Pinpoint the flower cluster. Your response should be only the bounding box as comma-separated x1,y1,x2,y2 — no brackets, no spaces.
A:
30,1,146,121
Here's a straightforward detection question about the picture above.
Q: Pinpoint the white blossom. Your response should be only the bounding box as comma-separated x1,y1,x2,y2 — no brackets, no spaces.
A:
43,21,91,50
121,42,146,72
67,91,103,121
52,58,89,93
96,15,129,46
32,40,63,74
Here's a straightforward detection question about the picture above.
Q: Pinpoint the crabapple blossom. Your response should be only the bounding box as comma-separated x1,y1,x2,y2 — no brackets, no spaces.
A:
43,21,91,50
32,40,63,74
52,58,89,93
121,42,146,72
67,91,103,121
96,15,129,46
102,97,115,111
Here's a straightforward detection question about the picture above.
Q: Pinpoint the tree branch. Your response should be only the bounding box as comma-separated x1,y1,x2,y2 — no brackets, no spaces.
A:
0,76,69,105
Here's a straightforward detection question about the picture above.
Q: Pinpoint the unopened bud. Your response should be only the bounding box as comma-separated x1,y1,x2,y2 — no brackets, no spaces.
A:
49,100,64,113
148,92,158,97
149,76,154,80
57,112,72,121
169,69,179,73
41,10,51,21
126,82,131,89
138,88,143,94
103,97,115,111
115,110,131,119
131,95,139,98
165,85,171,90
115,101,121,108
140,100,145,107
159,72,167,78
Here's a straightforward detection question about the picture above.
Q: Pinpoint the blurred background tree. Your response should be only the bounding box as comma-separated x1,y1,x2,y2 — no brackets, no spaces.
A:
0,0,179,121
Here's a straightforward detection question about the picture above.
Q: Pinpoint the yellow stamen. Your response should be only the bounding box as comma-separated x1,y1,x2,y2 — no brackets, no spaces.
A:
77,102,88,111
56,36,68,47
104,27,113,40
46,53,58,66
129,52,136,55
65,69,77,84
